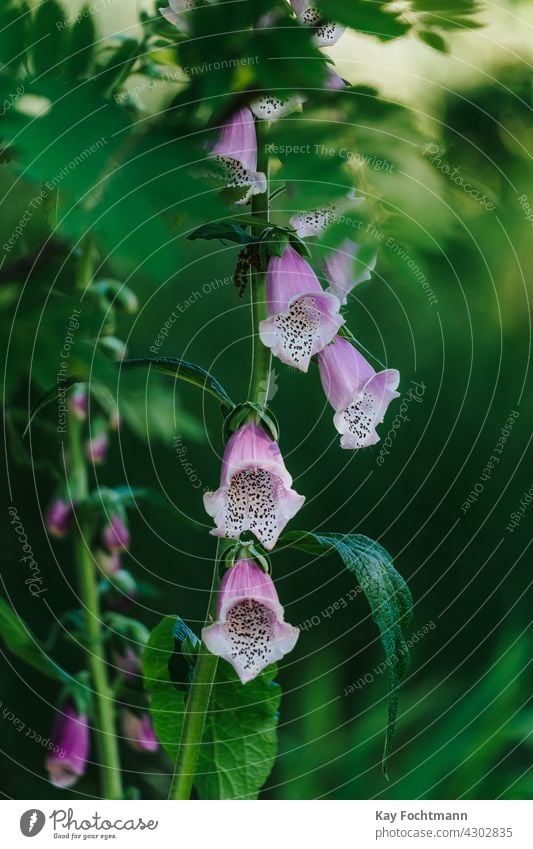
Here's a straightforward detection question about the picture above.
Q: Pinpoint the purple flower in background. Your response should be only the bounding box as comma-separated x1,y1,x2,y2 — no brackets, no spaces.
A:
94,548,121,577
211,106,267,204
68,384,88,421
291,0,345,46
259,245,343,372
322,239,377,305
113,648,142,681
202,559,299,683
46,701,89,788
318,336,400,449
159,0,195,33
203,422,305,550
85,430,108,464
122,710,159,753
45,498,73,539
102,514,130,552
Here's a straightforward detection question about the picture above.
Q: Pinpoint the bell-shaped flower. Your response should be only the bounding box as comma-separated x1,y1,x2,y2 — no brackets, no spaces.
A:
291,0,345,46
290,194,364,238
318,336,400,449
202,559,299,683
46,701,89,788
102,513,130,552
250,93,305,121
259,245,343,372
121,710,159,753
45,497,73,538
322,239,377,305
159,0,195,33
203,422,305,550
211,106,267,204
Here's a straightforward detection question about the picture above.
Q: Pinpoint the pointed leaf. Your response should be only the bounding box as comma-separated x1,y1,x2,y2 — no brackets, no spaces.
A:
121,357,234,410
280,530,412,776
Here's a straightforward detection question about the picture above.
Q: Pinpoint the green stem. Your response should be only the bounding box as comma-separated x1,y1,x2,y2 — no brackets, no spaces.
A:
248,119,271,408
169,121,273,801
69,240,123,800
168,544,222,800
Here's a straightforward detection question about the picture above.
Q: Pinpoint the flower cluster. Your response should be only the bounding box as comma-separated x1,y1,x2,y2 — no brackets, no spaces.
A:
175,2,399,685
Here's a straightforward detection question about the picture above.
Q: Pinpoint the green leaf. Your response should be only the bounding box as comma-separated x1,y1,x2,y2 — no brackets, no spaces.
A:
196,663,281,800
0,596,73,683
319,0,411,40
95,37,140,96
280,530,412,776
417,29,449,50
23,376,80,436
31,0,68,76
65,5,96,79
143,616,185,761
121,357,234,410
188,221,258,245
0,1,29,70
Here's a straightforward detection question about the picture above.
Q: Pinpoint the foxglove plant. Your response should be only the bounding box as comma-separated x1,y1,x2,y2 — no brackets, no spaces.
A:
46,701,89,789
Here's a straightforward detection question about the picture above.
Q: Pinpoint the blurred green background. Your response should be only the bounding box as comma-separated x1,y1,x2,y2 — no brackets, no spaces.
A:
0,0,531,800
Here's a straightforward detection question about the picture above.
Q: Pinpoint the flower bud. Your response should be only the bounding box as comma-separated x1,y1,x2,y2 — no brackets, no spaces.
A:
121,710,158,752
102,513,130,551
68,384,88,421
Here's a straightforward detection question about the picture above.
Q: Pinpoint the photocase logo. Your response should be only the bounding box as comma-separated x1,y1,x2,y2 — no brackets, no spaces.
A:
20,809,46,837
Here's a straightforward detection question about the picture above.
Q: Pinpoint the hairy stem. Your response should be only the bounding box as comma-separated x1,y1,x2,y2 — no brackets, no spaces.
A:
69,240,123,800
169,121,272,801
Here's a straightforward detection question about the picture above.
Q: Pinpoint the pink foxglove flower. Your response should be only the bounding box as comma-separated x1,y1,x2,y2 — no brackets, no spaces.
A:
46,701,89,788
203,422,305,550
202,559,299,683
122,710,159,753
211,106,267,204
322,239,377,305
318,336,400,449
291,0,345,46
159,0,195,33
259,245,343,372
45,498,73,538
102,513,130,551
250,94,305,121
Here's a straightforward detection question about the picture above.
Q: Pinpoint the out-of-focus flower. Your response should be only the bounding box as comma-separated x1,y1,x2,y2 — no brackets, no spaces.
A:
259,245,343,372
322,239,377,305
85,430,108,465
211,106,267,204
121,710,159,752
203,422,305,551
113,648,142,681
68,384,88,421
318,335,400,449
290,194,364,238
202,558,299,683
159,0,195,33
46,701,89,788
291,0,345,46
102,514,130,552
45,498,73,539
94,548,121,577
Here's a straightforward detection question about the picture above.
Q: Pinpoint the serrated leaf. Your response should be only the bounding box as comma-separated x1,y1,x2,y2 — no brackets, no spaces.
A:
121,357,234,410
196,662,281,800
280,530,412,776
